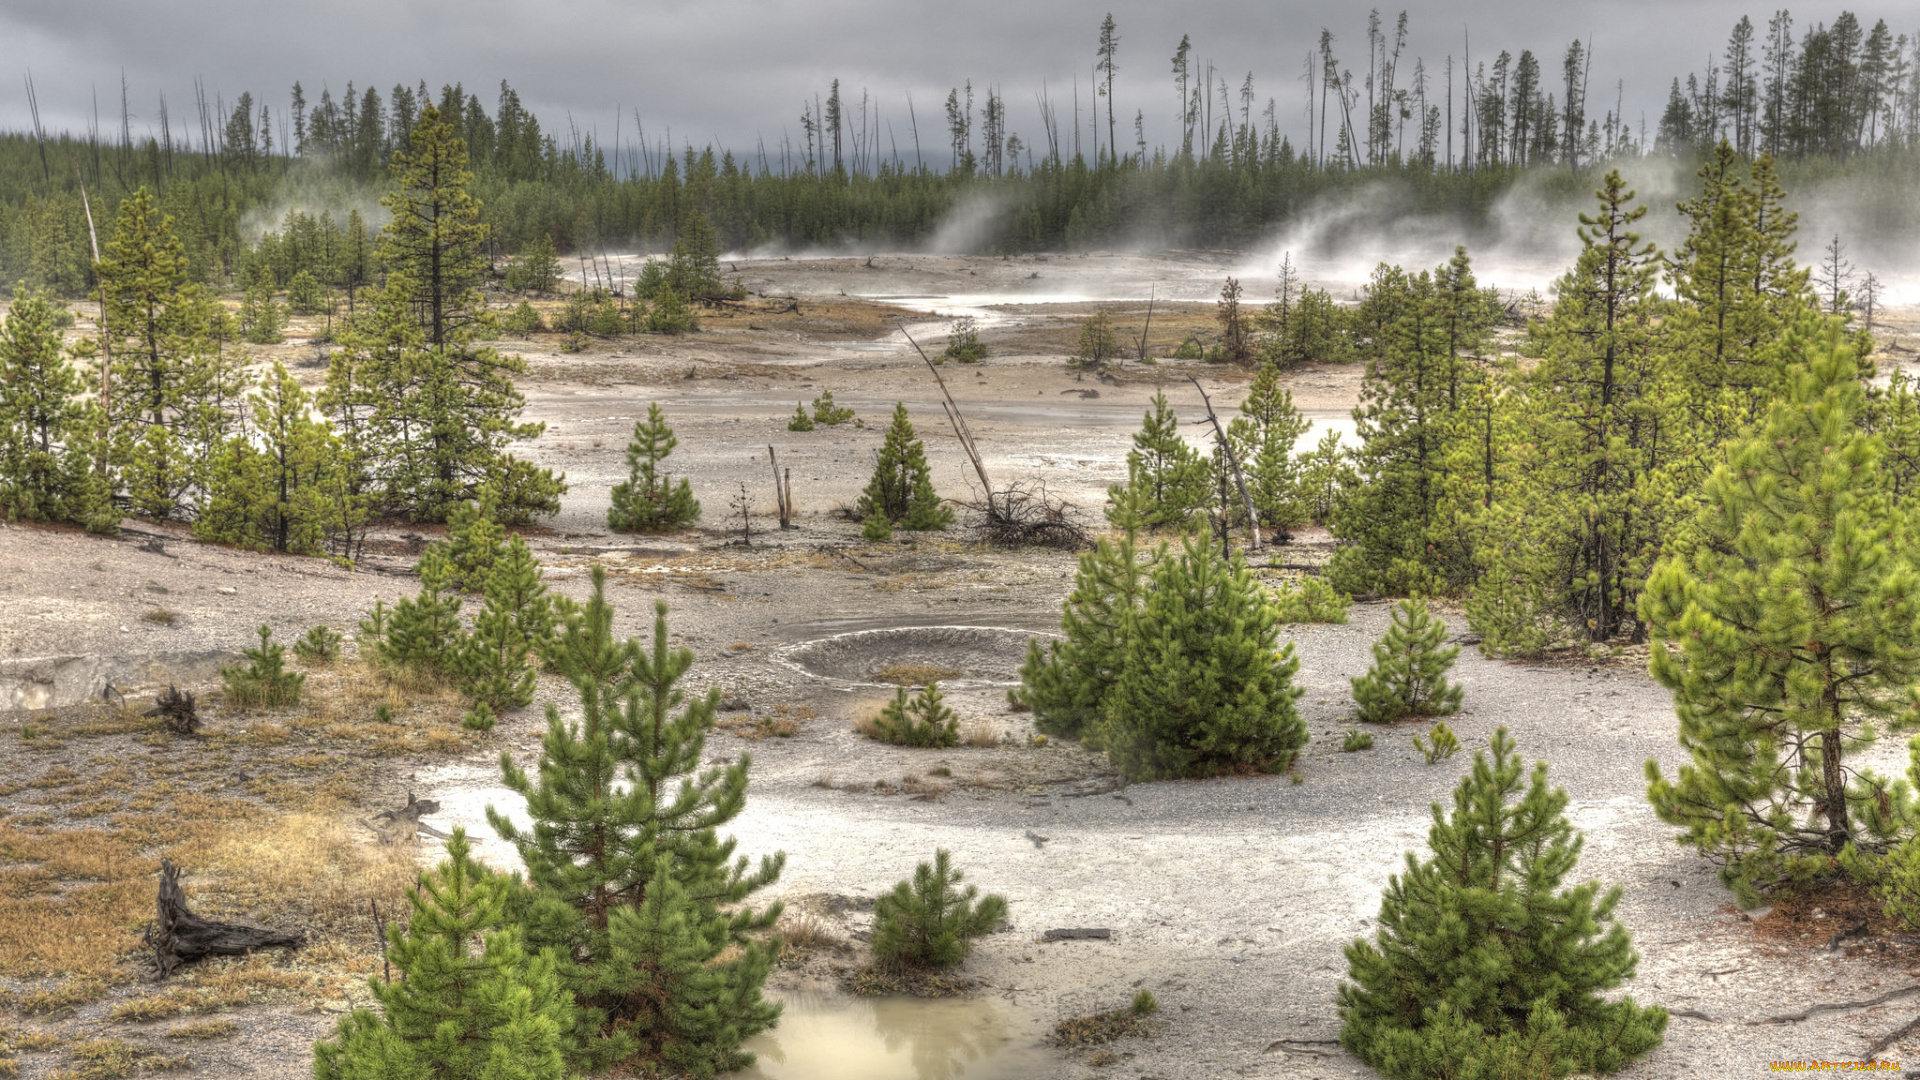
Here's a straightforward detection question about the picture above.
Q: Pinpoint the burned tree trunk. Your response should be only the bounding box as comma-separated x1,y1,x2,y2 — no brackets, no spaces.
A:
145,859,302,978
362,791,448,845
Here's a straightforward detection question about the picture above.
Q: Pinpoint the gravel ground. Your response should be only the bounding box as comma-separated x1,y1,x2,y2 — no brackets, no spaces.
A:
6,256,1920,1077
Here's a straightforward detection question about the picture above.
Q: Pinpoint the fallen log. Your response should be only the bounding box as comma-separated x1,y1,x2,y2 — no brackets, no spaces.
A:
1042,928,1112,942
362,791,449,845
145,859,302,978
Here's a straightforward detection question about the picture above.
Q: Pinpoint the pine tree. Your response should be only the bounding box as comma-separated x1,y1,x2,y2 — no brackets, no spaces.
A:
870,849,1009,970
239,280,286,344
512,234,563,295
313,829,570,1080
1644,323,1920,904
1340,728,1667,1079
0,285,110,530
488,567,783,1075
1228,361,1310,536
196,362,363,558
1110,391,1208,531
1351,600,1464,723
607,403,700,532
856,403,952,530
667,207,724,301
1104,534,1306,780
869,683,959,748
378,544,464,678
326,105,564,524
443,488,507,591
455,536,552,712
786,402,815,431
95,187,241,521
1014,485,1153,739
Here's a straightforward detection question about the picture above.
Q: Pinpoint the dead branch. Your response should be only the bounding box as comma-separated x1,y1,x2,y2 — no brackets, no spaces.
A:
363,792,448,845
143,685,199,734
901,323,996,517
962,480,1089,549
145,859,302,978
1184,375,1264,549
1865,1012,1920,1060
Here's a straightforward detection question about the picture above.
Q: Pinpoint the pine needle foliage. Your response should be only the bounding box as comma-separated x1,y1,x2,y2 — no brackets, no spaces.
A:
810,391,855,426
1413,721,1461,764
869,684,959,748
1103,534,1306,781
1643,324,1920,905
313,829,570,1080
607,403,700,532
1272,576,1350,624
488,566,784,1076
1352,600,1464,724
1110,391,1208,532
292,625,343,665
443,489,507,592
857,403,951,530
0,284,110,531
1014,485,1154,739
870,849,1009,970
786,403,815,431
1340,728,1667,1080
377,545,463,678
221,625,305,708
454,536,552,712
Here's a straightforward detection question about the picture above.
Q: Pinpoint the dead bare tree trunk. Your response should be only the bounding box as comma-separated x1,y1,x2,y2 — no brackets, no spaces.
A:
768,446,793,529
145,860,303,978
77,173,110,472
901,323,995,516
1137,282,1156,362
1185,374,1262,551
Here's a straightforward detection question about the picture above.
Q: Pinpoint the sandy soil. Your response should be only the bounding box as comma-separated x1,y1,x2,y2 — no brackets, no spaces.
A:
6,256,1920,1078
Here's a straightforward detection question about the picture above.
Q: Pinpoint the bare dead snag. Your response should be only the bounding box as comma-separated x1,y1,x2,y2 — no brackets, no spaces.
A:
363,792,449,845
1184,374,1264,550
145,859,303,978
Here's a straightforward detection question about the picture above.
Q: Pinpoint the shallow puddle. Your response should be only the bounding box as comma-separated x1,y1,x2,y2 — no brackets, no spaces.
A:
739,993,1053,1080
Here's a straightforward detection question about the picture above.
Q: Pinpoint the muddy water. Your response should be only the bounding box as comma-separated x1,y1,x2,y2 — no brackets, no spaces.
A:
740,993,1052,1080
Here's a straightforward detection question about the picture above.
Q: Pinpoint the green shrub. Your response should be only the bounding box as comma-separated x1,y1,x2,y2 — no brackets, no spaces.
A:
222,625,306,708
1352,600,1464,723
642,281,697,334
461,703,498,732
1339,728,1666,1079
871,849,1008,970
1130,990,1158,1016
503,300,546,336
1342,729,1374,752
941,316,987,363
1172,337,1203,360
560,330,589,353
869,684,958,748
1272,576,1350,623
856,404,952,530
787,402,815,431
607,404,701,532
291,625,343,666
1413,721,1460,764
1071,310,1121,367
811,390,855,426
861,509,892,542
286,271,325,315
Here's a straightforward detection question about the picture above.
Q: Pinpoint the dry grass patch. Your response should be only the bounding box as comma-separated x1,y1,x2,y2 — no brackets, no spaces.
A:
48,1037,189,1079
1049,991,1161,1048
140,609,176,627
961,719,999,747
196,813,417,933
872,663,963,686
774,904,845,959
0,824,155,983
159,1019,236,1041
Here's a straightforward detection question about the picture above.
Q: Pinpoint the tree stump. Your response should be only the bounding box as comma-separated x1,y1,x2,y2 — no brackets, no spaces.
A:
144,859,302,978
143,685,199,735
362,791,448,845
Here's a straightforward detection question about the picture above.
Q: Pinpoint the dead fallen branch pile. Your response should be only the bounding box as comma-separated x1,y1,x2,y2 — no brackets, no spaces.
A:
965,481,1089,549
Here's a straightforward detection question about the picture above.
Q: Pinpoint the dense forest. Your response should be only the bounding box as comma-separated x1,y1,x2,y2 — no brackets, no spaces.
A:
1,6,1918,293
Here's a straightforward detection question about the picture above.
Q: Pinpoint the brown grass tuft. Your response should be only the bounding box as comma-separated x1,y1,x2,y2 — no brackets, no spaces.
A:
140,609,176,627
872,663,963,686
160,1019,238,1041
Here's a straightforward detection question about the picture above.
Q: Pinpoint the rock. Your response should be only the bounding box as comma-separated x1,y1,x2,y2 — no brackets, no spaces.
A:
218,586,237,595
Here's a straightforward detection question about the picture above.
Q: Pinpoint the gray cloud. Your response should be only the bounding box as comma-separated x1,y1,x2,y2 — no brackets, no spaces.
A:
4,1,1914,163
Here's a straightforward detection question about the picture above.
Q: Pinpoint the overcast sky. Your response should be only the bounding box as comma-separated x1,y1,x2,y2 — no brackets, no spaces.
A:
3,1,1914,165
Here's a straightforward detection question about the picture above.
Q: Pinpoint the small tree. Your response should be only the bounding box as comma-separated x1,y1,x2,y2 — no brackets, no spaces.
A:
871,849,1009,970
1071,310,1121,367
0,285,111,531
786,402,815,431
1340,728,1667,1080
1014,485,1153,739
607,403,700,532
378,545,463,679
1216,277,1254,364
1104,535,1306,780
857,403,952,530
1351,600,1464,723
941,316,987,363
1229,362,1310,535
443,488,507,592
455,536,552,712
286,271,324,316
313,829,570,1080
489,568,783,1075
239,280,286,344
1272,577,1350,624
222,625,305,708
810,390,855,426
868,684,959,748
513,234,564,295
1110,391,1209,532
1644,325,1920,904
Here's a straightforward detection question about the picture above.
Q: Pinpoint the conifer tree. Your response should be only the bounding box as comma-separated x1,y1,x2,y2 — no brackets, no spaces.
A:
443,488,507,591
1228,361,1310,535
870,849,1009,970
1644,324,1920,904
857,403,952,530
1104,534,1306,780
455,536,552,712
1489,171,1672,644
95,188,241,521
197,362,363,557
488,567,783,1075
325,105,563,523
511,234,563,294
1110,391,1207,531
1340,728,1667,1079
0,285,110,530
1014,484,1153,739
786,402,815,431
1351,599,1464,723
607,403,700,531
378,544,464,678
667,207,724,301
313,829,571,1080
